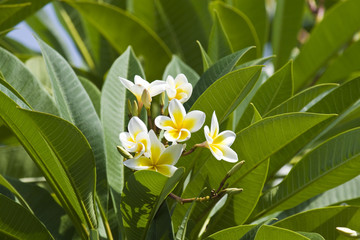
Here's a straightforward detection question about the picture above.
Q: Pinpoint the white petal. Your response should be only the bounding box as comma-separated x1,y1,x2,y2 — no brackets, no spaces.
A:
166,75,175,88
164,129,181,142
123,157,152,171
155,116,175,130
149,130,165,160
157,144,183,165
166,87,177,99
148,80,166,97
183,110,205,132
134,75,150,88
119,132,135,149
174,74,188,87
169,99,186,127
119,77,134,91
135,131,150,153
177,83,192,103
177,129,191,142
218,145,238,163
209,144,223,160
210,111,219,137
156,165,178,177
213,130,236,146
128,117,148,139
204,126,213,143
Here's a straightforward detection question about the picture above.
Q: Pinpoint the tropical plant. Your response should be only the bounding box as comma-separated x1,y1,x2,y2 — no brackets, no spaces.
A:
1,0,360,239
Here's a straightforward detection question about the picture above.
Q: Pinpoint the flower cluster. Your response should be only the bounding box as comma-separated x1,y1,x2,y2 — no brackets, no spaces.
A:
118,74,238,177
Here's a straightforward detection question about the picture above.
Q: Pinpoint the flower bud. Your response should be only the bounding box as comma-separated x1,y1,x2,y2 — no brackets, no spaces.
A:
117,146,133,159
227,160,245,177
132,100,138,116
141,89,152,110
336,227,360,238
223,188,243,195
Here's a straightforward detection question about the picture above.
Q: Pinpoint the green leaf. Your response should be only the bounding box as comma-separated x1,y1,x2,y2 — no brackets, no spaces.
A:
250,103,262,124
196,40,213,72
210,2,261,60
279,175,360,220
205,225,253,240
25,56,53,96
121,169,183,240
0,146,42,178
305,77,360,142
293,0,360,91
0,174,31,212
37,37,108,211
0,47,58,115
0,194,54,240
79,76,101,117
253,127,360,220
185,47,255,109
230,0,268,52
272,0,305,70
101,46,145,231
239,60,293,124
3,178,74,240
163,55,200,86
175,197,198,240
156,0,209,72
297,232,325,240
67,1,171,80
202,160,269,237
0,91,96,237
0,0,50,31
26,10,70,61
273,206,360,240
0,71,30,109
147,202,174,240
318,40,360,84
254,225,309,240
265,83,339,117
207,11,233,62
235,55,274,70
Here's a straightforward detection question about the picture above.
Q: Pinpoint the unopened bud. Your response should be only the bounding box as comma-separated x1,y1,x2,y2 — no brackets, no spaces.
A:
223,188,243,195
227,160,245,177
117,146,133,159
160,91,166,106
127,99,132,116
141,89,152,110
132,100,138,116
336,227,360,238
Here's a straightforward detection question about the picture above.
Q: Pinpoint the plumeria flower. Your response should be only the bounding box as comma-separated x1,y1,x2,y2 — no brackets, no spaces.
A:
166,74,193,103
155,99,205,142
123,130,183,177
119,75,167,110
204,112,238,163
119,117,150,158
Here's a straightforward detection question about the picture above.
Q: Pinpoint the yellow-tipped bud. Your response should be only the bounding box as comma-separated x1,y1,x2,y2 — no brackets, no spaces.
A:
117,146,133,159
141,89,152,110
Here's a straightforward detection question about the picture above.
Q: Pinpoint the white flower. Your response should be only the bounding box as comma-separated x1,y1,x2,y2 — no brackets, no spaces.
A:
155,99,205,142
123,130,183,177
204,112,238,163
166,74,193,103
119,75,167,109
119,117,149,157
